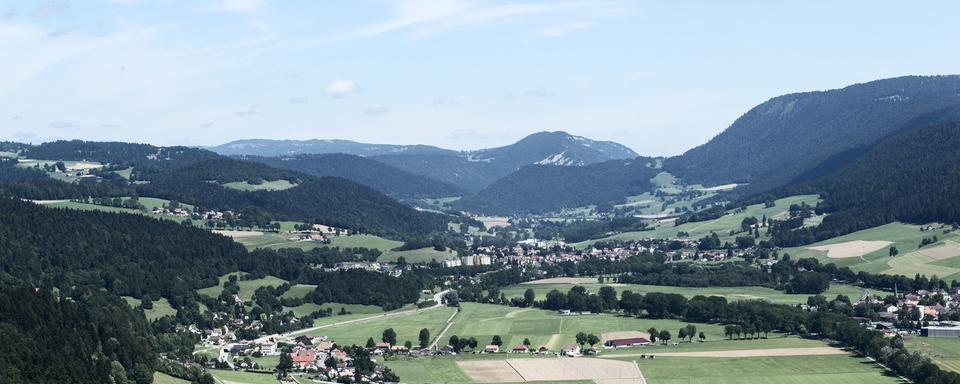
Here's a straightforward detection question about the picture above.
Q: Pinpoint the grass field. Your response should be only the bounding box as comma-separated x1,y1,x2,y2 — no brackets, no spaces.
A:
306,306,457,347
379,247,459,264
123,296,177,320
222,179,298,191
384,338,900,383
905,336,960,373
44,197,195,223
500,282,874,305
197,272,288,301
233,232,402,252
575,194,822,248
153,372,190,384
208,369,277,384
783,222,960,281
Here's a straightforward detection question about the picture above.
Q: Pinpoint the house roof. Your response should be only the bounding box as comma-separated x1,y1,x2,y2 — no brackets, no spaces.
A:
605,337,650,347
290,349,317,364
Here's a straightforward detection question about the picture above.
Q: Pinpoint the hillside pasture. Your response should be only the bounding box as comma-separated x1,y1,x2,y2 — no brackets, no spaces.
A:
905,336,960,373
123,296,177,321
808,240,892,259
575,194,821,248
196,272,287,301
784,222,960,281
222,179,297,191
233,232,402,252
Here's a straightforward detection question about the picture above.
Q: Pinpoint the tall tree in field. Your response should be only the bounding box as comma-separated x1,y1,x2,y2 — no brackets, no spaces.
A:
586,334,600,348
524,288,536,307
382,328,397,345
418,328,430,348
598,286,618,311
685,324,697,342
647,327,659,343
576,332,588,349
659,330,671,345
492,335,503,347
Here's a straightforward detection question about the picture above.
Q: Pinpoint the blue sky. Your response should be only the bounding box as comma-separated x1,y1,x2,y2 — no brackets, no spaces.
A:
1,0,958,155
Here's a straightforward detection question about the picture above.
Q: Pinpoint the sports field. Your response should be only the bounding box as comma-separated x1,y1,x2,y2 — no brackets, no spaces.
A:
575,195,822,248
501,281,874,305
783,222,960,281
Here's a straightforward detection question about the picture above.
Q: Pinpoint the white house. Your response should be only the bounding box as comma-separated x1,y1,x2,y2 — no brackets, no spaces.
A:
260,342,278,356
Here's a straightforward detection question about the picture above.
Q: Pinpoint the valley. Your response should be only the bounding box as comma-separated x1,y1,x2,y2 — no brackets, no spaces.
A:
4,76,960,384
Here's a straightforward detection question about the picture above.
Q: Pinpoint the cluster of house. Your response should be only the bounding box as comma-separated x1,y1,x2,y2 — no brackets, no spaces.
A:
152,206,192,217
850,288,960,337
282,335,394,382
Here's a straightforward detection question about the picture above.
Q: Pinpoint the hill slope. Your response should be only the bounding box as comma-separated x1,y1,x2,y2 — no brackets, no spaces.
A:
772,122,960,246
247,153,464,199
453,157,658,214
666,75,960,193
138,158,448,236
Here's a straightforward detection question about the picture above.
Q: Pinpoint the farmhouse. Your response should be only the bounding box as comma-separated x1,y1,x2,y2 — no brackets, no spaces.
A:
604,337,651,348
511,345,529,353
290,349,317,370
562,343,581,356
484,345,500,353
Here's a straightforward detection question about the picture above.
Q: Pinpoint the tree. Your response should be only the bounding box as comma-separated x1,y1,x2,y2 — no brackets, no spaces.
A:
140,294,153,310
418,328,430,348
492,335,503,347
404,340,413,350
889,246,899,257
576,332,588,349
365,337,376,349
449,335,461,352
586,334,600,348
598,286,618,311
685,324,697,342
467,337,478,351
523,338,531,346
524,288,536,307
277,352,293,372
678,328,688,342
647,327,659,344
698,331,706,342
382,328,397,345
659,330,671,345
397,256,407,269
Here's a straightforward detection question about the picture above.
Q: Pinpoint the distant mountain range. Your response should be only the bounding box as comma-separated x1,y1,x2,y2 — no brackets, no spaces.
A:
212,131,639,192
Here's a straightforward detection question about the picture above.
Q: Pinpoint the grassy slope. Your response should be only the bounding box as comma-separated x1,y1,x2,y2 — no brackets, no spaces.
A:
196,272,288,301
153,372,190,384
575,194,822,248
222,179,297,191
906,336,960,373
500,282,874,305
234,232,402,252
123,296,177,321
783,222,960,281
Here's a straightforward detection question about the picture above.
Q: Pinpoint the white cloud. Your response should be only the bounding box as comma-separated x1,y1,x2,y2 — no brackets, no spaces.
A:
325,79,358,98
200,0,266,14
48,121,75,128
534,20,594,37
525,87,555,97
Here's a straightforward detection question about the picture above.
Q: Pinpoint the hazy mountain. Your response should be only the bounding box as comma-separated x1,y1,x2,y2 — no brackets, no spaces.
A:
246,153,465,199
371,131,639,191
209,139,455,157
212,131,638,192
665,75,960,194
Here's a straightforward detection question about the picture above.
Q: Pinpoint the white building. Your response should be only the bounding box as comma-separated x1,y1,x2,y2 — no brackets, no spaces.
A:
260,342,278,356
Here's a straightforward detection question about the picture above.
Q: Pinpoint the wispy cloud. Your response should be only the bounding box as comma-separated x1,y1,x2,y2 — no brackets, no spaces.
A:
525,87,555,97
432,95,463,106
234,105,260,117
325,79,358,98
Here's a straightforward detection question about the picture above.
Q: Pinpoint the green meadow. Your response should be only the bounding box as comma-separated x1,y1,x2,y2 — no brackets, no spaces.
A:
575,194,822,248
222,179,298,191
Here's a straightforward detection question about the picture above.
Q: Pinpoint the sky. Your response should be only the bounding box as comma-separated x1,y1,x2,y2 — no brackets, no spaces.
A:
1,1,959,156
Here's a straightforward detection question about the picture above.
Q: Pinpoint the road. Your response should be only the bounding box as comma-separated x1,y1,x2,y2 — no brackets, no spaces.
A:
253,289,451,344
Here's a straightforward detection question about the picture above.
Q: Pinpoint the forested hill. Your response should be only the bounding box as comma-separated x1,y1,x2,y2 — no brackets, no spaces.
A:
23,140,221,180
247,153,465,199
453,157,659,214
665,75,960,194
139,158,448,237
771,122,960,246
